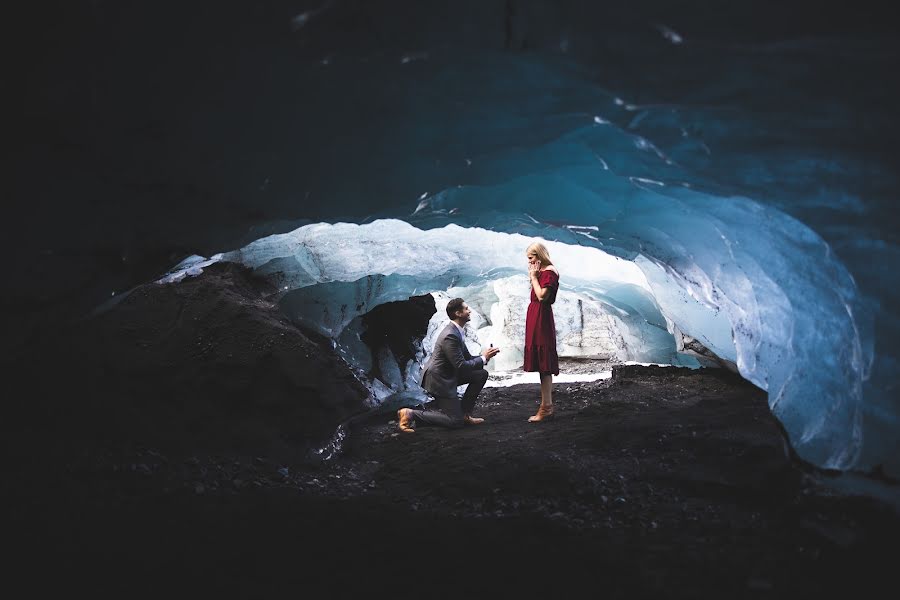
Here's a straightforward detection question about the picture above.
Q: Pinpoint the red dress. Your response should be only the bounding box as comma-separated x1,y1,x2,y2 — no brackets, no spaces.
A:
523,269,559,375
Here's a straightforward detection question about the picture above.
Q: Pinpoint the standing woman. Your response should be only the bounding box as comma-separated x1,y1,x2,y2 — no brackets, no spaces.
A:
523,241,560,422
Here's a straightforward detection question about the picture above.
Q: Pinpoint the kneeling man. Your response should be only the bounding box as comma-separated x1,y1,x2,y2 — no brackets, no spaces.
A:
398,298,500,432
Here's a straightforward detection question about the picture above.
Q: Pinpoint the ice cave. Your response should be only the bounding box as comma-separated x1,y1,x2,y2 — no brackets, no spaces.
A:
19,0,899,480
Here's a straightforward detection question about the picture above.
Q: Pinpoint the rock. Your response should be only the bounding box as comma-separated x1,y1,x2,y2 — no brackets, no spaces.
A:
47,263,372,459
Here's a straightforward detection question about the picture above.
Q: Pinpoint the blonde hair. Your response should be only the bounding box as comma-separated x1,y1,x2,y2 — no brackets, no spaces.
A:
526,241,553,267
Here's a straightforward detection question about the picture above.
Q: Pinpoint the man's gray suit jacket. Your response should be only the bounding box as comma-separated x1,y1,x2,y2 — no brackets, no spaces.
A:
420,322,485,398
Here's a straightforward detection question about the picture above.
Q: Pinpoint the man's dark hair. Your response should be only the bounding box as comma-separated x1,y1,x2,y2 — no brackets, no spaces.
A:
446,298,466,320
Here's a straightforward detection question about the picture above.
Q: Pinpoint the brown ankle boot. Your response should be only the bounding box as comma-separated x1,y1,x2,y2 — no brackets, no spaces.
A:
528,404,554,422
397,408,415,433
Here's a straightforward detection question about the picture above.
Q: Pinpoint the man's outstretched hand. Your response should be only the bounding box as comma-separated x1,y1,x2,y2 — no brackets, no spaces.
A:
482,346,501,362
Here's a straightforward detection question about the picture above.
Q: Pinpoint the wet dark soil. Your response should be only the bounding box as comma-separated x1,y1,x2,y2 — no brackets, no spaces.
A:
5,364,897,599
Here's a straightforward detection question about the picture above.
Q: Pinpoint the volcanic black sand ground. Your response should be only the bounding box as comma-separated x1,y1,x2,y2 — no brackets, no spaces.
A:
5,363,898,598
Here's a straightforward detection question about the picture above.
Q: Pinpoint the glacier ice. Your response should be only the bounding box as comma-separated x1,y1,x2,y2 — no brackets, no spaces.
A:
161,218,697,381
